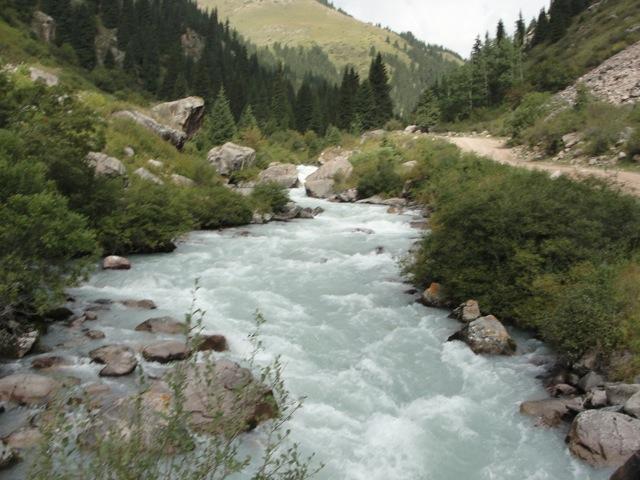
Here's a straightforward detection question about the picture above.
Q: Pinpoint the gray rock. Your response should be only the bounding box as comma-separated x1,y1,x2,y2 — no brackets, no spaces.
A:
89,345,137,377
142,341,190,364
135,317,186,335
585,389,608,409
305,153,354,199
520,397,584,427
0,374,58,405
611,449,640,480
4,428,42,450
85,330,106,340
113,110,187,149
133,167,163,185
448,315,517,356
14,331,38,359
31,356,67,370
102,255,131,270
562,132,581,149
606,384,640,406
0,441,18,470
121,299,157,309
405,125,421,134
207,143,256,176
28,67,58,87
577,372,605,393
31,10,55,43
258,163,299,188
451,300,481,323
147,159,164,169
151,96,205,138
123,146,135,157
86,152,126,177
624,391,640,418
567,410,640,468
171,174,195,187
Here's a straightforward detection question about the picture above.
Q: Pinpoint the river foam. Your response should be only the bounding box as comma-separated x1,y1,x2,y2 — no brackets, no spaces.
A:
57,166,610,480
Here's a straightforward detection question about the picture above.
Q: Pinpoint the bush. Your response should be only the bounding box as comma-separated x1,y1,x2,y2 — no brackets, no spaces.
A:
506,92,551,140
181,186,252,229
352,148,404,199
251,182,290,214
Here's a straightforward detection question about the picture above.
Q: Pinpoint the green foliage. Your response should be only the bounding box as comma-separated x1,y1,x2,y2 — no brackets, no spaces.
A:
180,186,253,230
251,182,290,214
506,92,551,140
368,53,394,128
413,89,440,132
195,87,237,152
352,148,404,199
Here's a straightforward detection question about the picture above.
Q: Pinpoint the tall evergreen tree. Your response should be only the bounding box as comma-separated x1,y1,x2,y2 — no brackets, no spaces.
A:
337,67,360,130
496,20,506,43
355,80,376,132
368,53,393,128
198,87,237,149
70,4,97,69
238,105,259,131
101,0,120,29
532,8,550,46
413,88,440,131
515,12,526,47
295,81,315,132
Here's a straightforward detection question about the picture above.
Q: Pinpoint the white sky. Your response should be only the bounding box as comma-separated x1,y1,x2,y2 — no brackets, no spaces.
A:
331,0,550,57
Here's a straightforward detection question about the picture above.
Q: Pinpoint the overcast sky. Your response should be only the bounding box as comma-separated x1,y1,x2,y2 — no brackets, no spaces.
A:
331,0,550,57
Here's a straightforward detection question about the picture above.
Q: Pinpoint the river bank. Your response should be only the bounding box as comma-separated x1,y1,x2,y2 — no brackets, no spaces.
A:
0,167,609,479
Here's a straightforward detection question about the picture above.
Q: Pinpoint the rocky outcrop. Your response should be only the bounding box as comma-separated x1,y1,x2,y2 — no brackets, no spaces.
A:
31,11,55,44
112,111,187,150
624,392,640,418
450,300,481,323
95,25,124,68
556,41,640,105
151,97,205,138
171,174,195,187
86,152,126,178
135,317,186,335
181,28,204,61
567,410,640,468
520,397,584,427
133,167,163,185
305,153,353,199
28,67,58,86
611,450,640,480
142,341,190,364
448,315,517,356
317,147,354,165
89,345,138,377
0,374,58,405
258,163,299,188
207,143,256,176
102,255,131,270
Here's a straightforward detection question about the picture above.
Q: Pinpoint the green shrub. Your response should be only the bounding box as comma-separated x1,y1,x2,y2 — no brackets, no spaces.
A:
251,182,290,214
181,186,252,229
351,148,404,199
506,92,551,140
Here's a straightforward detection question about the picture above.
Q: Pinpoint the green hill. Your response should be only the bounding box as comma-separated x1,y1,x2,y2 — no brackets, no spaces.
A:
197,0,462,115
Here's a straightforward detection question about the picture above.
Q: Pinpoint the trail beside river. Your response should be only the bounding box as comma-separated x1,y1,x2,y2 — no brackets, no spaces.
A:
442,135,640,196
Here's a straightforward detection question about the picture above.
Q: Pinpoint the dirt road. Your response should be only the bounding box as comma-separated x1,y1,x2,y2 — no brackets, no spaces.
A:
441,135,640,196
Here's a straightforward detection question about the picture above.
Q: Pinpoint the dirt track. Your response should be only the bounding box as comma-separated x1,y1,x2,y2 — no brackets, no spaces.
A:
441,135,640,197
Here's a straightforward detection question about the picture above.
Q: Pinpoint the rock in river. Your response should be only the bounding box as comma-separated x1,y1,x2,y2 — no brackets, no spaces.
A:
611,450,640,480
448,315,517,356
0,374,59,406
135,317,186,335
142,341,190,364
89,345,138,377
103,255,131,270
207,143,256,176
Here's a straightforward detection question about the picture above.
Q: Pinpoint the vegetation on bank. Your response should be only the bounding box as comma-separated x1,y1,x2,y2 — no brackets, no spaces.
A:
346,135,640,378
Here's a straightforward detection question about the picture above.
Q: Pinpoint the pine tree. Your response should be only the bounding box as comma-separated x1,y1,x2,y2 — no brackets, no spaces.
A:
549,0,572,42
515,13,526,47
368,53,393,128
70,4,97,69
101,0,120,29
201,87,237,148
295,81,315,132
337,67,360,130
496,20,506,43
532,8,549,46
104,48,116,69
355,80,376,131
413,89,440,131
238,105,259,131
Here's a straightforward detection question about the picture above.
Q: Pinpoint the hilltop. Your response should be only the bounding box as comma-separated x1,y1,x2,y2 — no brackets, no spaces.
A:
196,0,462,114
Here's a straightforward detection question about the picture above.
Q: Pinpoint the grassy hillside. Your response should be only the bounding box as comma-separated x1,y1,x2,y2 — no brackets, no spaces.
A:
197,0,462,114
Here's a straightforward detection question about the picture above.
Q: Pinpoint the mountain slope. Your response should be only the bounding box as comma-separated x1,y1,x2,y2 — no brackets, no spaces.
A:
197,0,462,115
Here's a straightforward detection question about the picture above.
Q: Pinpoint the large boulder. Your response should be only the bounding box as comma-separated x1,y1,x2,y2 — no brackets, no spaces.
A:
0,374,58,405
113,110,187,150
448,315,517,356
567,410,640,468
121,299,157,309
207,143,256,176
135,317,186,335
258,163,299,188
133,167,164,185
520,397,584,427
142,341,190,364
450,300,481,323
195,334,229,353
151,96,205,138
89,345,138,377
102,255,131,270
611,450,640,480
31,11,55,43
607,384,640,406
624,391,640,418
86,152,126,177
317,147,354,165
14,331,39,359
305,154,353,199
421,282,447,308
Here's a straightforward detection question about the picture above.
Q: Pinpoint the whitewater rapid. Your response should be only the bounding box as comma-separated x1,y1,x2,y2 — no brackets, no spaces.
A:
62,166,607,480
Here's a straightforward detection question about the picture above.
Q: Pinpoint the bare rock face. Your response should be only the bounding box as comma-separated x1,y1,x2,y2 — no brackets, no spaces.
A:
89,345,138,377
258,163,299,188
448,315,517,356
450,300,481,323
567,410,640,468
556,40,640,105
31,11,56,43
133,167,163,185
151,97,205,138
86,152,127,177
0,374,59,405
135,317,186,335
305,151,354,199
95,24,125,68
207,143,256,176
102,255,131,270
142,341,190,364
520,397,584,427
611,450,640,480
112,111,187,150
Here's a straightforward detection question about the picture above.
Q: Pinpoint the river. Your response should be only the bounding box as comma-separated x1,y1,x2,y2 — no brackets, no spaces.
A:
2,166,609,479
